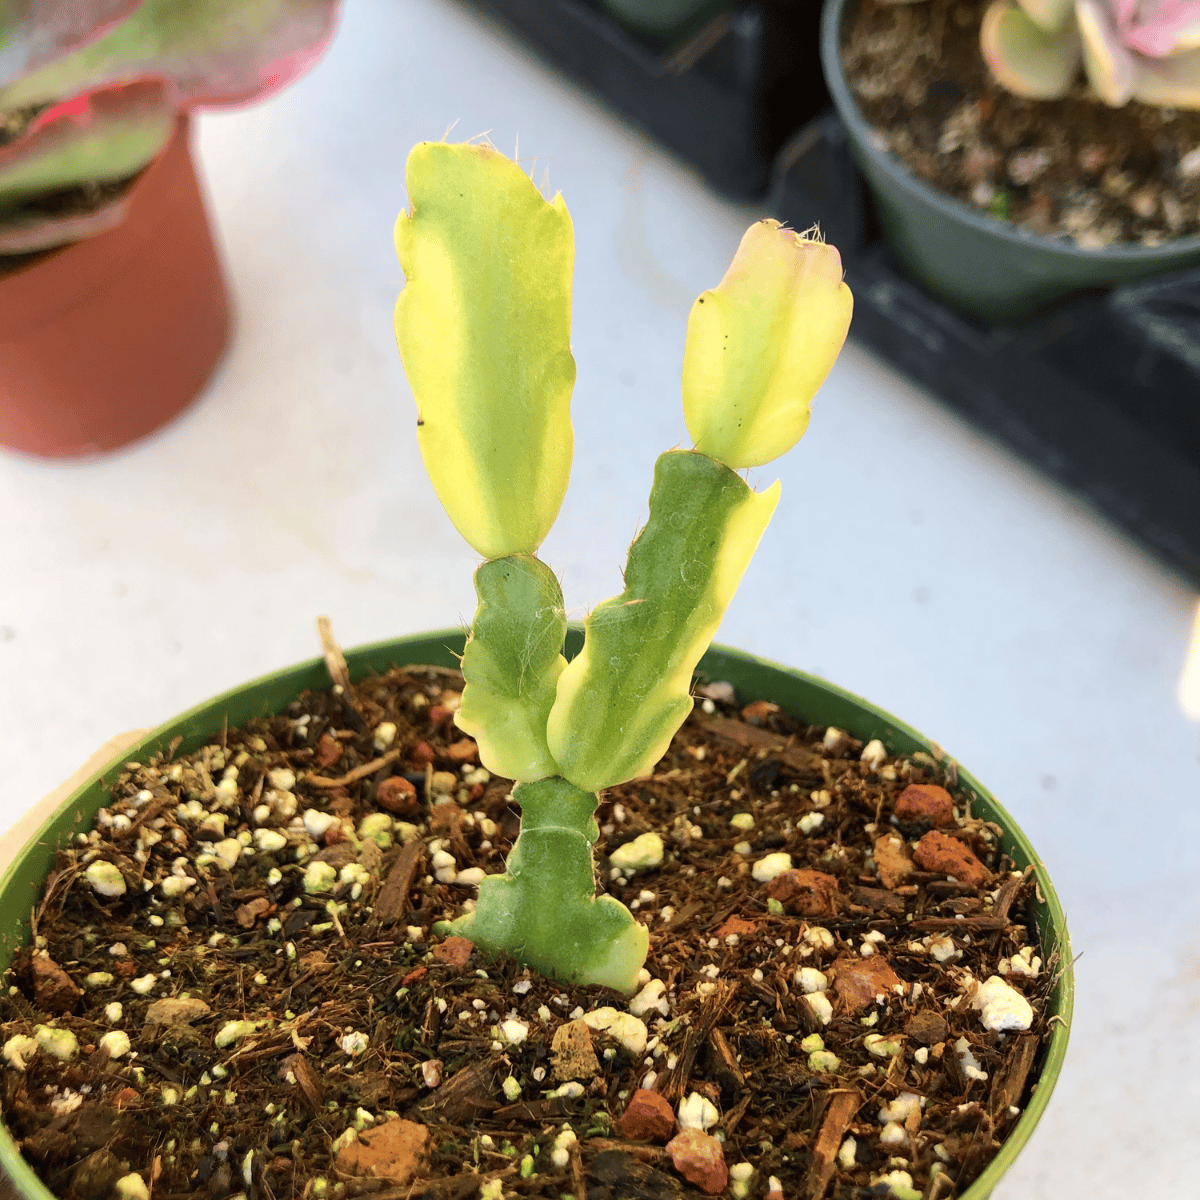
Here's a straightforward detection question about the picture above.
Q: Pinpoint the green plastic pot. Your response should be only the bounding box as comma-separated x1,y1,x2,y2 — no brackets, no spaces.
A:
820,0,1200,324
0,630,1072,1200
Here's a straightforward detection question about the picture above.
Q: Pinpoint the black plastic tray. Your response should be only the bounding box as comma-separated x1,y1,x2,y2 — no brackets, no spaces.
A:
771,112,1200,585
459,0,829,200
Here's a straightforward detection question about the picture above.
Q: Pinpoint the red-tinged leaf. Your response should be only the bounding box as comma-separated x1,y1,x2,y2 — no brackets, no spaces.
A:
0,1,143,89
0,187,130,252
0,79,172,247
0,0,342,112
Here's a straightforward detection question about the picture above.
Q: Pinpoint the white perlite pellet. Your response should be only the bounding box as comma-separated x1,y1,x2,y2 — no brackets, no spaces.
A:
338,1031,369,1056
677,1091,719,1131
860,739,888,768
84,861,127,897
98,1031,132,1058
879,1092,923,1124
34,1026,78,1060
609,833,664,872
2,1035,38,1070
752,852,792,882
970,975,1033,1032
794,967,828,994
499,1019,529,1046
114,1175,150,1200
629,979,670,1018
582,1008,647,1056
805,992,834,1025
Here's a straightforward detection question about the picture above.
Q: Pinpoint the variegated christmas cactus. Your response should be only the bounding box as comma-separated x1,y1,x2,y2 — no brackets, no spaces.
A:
394,141,852,994
0,0,342,253
980,0,1200,107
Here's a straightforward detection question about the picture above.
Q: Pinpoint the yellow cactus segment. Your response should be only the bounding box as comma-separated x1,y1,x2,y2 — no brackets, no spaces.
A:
394,141,576,559
681,219,852,470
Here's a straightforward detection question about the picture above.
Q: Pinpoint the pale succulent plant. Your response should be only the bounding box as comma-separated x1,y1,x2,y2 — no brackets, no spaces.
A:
980,0,1200,108
0,0,342,253
393,141,852,993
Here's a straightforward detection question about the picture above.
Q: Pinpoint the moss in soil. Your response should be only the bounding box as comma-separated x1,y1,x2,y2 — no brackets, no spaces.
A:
2,665,1057,1199
842,0,1200,248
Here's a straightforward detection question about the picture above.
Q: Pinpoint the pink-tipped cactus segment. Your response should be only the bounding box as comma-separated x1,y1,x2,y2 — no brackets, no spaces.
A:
0,0,142,89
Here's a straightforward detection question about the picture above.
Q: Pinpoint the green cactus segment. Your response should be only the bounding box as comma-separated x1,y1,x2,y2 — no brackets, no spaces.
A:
681,220,853,471
451,777,648,994
0,82,173,213
980,1,1083,100
457,555,568,783
394,141,576,561
546,450,779,794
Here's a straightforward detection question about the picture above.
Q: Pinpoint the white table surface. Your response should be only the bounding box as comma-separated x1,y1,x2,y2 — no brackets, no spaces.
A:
3,2,1199,1196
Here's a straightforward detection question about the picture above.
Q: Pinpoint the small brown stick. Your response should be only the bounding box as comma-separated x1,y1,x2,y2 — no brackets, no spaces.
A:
911,916,1009,933
923,1168,955,1200
699,715,822,773
306,748,401,789
806,1090,859,1199
989,1032,1039,1118
653,983,731,1104
368,840,424,928
721,1090,754,1139
569,1138,586,1200
317,615,351,690
706,1027,745,1088
582,1140,666,1162
280,1053,323,1110
989,872,1024,922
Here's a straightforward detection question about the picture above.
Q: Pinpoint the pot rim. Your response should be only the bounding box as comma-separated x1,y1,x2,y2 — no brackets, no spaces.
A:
0,630,1073,1200
819,0,1200,263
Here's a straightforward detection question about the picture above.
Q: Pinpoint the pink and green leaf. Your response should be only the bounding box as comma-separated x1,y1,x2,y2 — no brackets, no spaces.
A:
1077,0,1139,103
0,0,142,89
0,185,130,252
0,0,341,112
1114,0,1200,56
0,78,172,215
1130,42,1200,104
1015,0,1077,33
980,0,1082,98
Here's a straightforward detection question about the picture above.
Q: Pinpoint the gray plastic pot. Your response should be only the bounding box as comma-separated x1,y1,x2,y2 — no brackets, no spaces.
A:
820,0,1200,324
0,631,1072,1200
600,0,721,35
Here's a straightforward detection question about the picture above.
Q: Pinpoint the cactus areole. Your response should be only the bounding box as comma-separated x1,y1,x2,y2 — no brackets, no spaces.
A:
393,140,853,993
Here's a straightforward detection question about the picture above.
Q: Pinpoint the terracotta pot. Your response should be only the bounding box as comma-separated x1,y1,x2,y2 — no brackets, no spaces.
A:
0,115,231,459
